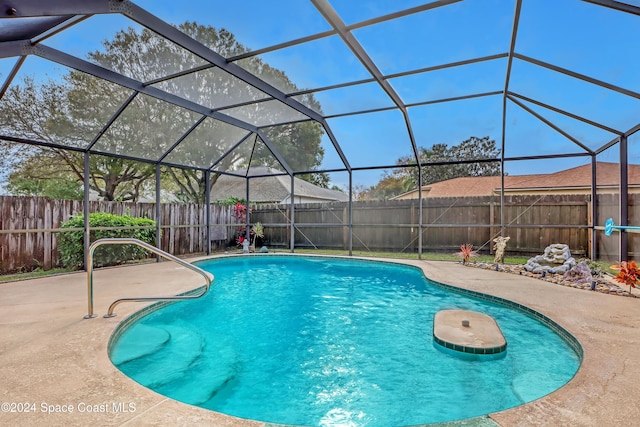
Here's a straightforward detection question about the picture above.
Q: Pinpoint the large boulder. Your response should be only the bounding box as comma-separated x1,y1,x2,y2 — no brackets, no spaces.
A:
563,261,593,284
524,243,576,274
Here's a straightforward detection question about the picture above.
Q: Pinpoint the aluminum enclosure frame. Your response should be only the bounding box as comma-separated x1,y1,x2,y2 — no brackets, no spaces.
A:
1,0,640,261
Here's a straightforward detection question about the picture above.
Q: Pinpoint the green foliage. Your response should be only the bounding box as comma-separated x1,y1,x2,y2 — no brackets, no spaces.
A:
416,136,500,184
578,258,604,277
58,213,156,269
7,175,83,200
252,222,265,239
214,197,246,206
359,136,501,200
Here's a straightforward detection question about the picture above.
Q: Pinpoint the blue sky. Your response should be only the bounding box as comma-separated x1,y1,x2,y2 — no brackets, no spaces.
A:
2,0,640,191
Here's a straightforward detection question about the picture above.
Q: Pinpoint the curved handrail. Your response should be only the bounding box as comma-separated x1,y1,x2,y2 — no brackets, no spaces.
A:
84,238,213,319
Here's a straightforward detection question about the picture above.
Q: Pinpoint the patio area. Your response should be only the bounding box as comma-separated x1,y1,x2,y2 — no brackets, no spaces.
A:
1,256,639,426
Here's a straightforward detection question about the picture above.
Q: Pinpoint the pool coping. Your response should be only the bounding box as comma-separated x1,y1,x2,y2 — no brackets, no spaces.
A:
1,253,639,426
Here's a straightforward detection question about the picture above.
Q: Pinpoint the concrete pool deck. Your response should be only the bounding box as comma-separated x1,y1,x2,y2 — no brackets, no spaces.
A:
0,255,639,427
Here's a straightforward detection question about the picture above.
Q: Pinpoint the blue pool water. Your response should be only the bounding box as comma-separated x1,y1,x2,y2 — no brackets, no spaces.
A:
110,256,581,427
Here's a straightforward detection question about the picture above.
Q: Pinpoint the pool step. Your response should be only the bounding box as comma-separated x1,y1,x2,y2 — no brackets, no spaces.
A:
114,325,239,405
116,324,204,389
156,333,240,405
110,324,171,365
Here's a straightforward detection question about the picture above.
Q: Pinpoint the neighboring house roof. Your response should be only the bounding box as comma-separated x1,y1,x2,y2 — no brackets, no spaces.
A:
213,167,348,203
393,162,640,199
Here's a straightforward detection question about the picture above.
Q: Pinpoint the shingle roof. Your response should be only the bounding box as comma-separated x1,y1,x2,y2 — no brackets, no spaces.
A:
396,162,640,198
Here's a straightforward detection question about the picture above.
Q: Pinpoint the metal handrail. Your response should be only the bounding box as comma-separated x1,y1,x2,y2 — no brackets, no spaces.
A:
84,238,213,319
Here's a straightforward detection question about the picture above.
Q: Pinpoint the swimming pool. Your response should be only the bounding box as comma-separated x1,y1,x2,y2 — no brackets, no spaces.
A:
109,255,581,426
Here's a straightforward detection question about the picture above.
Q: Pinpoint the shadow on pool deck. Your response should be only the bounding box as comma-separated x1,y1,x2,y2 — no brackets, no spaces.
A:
0,255,639,426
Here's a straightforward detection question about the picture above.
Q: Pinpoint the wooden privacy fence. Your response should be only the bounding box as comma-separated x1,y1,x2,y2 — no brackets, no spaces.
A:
0,196,234,273
1,194,597,273
251,195,592,256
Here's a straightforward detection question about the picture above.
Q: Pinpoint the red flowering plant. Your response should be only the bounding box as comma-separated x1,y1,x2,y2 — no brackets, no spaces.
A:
454,243,478,264
232,202,251,248
611,260,640,294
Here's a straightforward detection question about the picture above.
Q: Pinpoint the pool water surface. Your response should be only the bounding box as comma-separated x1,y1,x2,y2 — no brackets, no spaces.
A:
109,256,581,427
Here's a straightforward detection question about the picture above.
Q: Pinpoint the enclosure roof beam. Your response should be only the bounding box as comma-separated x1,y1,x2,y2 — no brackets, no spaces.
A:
503,0,522,97
0,134,85,153
89,149,203,171
346,156,501,173
158,115,208,163
596,136,620,155
30,15,91,45
504,152,591,162
227,30,337,62
0,40,30,58
501,0,522,201
348,0,463,30
407,91,503,108
311,1,405,112
293,167,347,176
597,120,640,154
513,53,640,100
255,130,294,175
385,53,509,80
31,44,260,133
208,132,255,171
227,0,461,63
625,122,640,137
311,0,420,166
142,63,216,87
582,0,640,16
86,90,138,150
0,55,25,99
508,91,624,136
0,133,205,171
324,106,399,120
0,0,113,17
324,91,503,120
507,95,594,154
286,78,376,98
288,53,508,99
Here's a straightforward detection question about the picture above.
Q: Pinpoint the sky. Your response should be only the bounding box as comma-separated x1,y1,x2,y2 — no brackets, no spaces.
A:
2,0,640,192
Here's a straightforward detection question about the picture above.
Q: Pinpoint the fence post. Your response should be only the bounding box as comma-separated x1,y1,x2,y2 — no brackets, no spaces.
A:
489,198,495,255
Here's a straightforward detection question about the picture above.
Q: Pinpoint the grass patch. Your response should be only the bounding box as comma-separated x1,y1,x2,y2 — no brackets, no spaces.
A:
0,267,76,284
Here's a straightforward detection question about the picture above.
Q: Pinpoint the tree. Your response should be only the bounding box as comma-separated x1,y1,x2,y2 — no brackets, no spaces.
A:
6,150,83,200
100,22,328,203
361,136,501,200
409,136,501,187
355,172,406,201
0,22,327,202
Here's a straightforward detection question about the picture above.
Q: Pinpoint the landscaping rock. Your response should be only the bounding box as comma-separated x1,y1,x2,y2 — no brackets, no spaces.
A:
464,259,637,298
524,243,576,274
563,261,593,285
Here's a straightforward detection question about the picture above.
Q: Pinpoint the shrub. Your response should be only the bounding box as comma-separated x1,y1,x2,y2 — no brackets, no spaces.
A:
611,260,640,294
58,212,156,269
